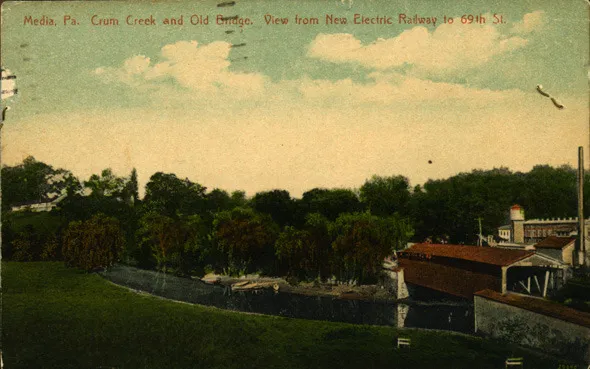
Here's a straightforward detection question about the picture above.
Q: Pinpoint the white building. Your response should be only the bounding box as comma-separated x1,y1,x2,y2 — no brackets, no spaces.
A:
11,193,66,213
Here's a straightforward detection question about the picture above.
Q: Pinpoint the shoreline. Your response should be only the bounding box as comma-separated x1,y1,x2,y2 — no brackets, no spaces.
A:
200,272,399,301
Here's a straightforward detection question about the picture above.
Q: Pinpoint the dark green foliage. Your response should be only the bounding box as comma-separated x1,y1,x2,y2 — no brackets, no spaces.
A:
1,156,75,211
251,189,295,226
330,212,413,283
62,214,125,271
206,188,234,213
275,226,314,279
550,277,590,313
521,165,579,219
40,234,61,261
230,190,248,207
5,153,590,283
127,167,140,205
213,207,279,275
59,192,129,222
360,175,411,217
5,217,64,261
410,166,588,244
298,188,362,222
142,172,207,218
301,213,333,280
136,212,179,270
136,212,210,275
84,168,127,198
5,211,64,235
10,225,42,261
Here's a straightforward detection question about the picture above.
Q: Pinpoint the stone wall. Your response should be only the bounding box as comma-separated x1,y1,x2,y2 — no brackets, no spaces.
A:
383,268,409,300
475,294,590,363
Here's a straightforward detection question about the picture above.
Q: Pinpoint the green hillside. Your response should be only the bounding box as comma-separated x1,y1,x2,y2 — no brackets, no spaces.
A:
2,262,577,369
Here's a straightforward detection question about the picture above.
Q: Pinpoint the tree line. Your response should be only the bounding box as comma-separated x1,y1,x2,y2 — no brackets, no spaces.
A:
2,156,589,284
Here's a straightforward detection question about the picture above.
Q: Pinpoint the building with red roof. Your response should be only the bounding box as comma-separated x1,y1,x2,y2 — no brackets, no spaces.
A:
398,243,567,299
534,236,576,265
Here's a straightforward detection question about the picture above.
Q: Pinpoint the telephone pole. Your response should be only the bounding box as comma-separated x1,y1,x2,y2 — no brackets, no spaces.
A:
475,217,483,246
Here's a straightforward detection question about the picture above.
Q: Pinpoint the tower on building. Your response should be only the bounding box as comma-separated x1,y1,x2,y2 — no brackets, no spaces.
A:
510,205,525,244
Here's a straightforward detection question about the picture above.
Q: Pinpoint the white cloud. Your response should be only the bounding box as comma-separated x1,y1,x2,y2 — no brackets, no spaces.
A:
511,11,545,34
95,40,267,98
307,22,528,72
297,72,526,106
94,33,538,111
123,55,151,75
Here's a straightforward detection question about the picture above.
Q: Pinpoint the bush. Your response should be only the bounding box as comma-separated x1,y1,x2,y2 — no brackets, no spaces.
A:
40,235,60,261
10,225,42,261
62,213,124,271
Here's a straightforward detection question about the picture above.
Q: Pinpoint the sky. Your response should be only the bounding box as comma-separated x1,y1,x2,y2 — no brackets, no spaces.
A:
1,0,588,197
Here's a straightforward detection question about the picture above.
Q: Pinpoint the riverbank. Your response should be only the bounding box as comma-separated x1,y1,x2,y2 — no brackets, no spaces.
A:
4,261,579,369
201,272,397,301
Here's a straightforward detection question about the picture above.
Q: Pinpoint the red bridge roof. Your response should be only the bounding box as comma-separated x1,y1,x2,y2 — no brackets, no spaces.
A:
399,243,535,267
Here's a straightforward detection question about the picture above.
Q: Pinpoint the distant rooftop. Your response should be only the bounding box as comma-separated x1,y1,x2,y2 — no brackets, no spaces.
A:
494,242,535,250
498,217,590,229
475,289,590,328
534,236,576,249
524,217,590,224
399,243,535,267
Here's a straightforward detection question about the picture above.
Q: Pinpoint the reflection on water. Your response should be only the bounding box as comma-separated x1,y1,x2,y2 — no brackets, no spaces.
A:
102,265,474,334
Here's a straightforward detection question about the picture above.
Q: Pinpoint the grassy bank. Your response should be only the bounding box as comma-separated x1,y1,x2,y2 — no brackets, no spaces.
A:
1,262,577,369
551,276,590,313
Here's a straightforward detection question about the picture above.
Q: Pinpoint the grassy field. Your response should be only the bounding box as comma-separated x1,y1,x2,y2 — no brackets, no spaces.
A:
6,211,65,235
1,262,578,369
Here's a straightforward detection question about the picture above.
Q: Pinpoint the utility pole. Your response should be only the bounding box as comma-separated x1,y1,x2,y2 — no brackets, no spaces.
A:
475,217,483,246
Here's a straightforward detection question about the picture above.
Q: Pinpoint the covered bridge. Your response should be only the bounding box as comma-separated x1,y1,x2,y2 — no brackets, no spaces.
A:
398,243,568,299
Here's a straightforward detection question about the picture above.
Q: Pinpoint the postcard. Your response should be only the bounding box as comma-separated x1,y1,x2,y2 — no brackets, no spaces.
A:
1,0,589,368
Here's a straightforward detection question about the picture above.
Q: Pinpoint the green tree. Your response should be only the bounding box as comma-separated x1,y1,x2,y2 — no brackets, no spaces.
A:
136,212,210,274
84,168,127,198
59,170,134,238
136,212,180,272
206,188,233,213
142,172,207,218
126,168,140,205
330,212,413,284
275,226,311,279
1,156,74,211
301,213,332,280
10,225,42,261
230,190,248,208
275,213,332,280
411,168,524,243
360,175,411,217
213,207,279,275
251,189,294,227
62,214,125,271
298,188,362,222
40,234,61,261
522,165,578,219
180,215,214,276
